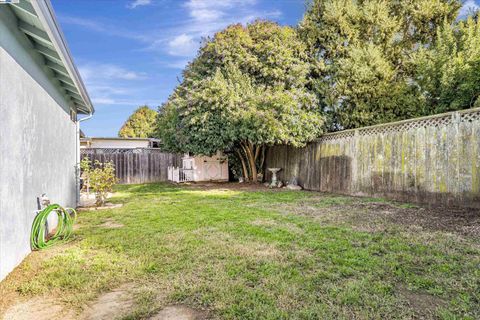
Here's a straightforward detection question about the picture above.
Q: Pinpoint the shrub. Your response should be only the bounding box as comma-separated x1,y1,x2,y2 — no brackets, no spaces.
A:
89,160,118,206
80,157,92,193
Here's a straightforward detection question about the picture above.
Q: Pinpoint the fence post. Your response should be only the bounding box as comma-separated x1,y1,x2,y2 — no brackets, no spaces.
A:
351,129,359,193
453,111,461,199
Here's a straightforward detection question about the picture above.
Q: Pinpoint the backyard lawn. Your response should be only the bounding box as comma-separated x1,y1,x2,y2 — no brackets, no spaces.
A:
1,183,479,320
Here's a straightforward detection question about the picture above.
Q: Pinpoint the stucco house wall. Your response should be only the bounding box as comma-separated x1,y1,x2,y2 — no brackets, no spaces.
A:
0,7,77,281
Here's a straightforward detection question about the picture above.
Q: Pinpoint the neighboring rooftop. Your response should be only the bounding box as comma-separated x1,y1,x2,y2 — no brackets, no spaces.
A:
81,137,154,141
80,137,162,149
8,0,93,114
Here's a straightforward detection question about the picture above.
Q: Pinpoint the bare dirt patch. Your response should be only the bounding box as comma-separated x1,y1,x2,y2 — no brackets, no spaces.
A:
231,241,281,259
250,218,303,234
192,229,282,260
181,183,480,238
262,194,479,239
150,305,209,320
345,201,479,238
397,284,446,318
99,218,124,229
251,218,279,227
77,203,123,212
380,204,480,237
182,181,285,192
80,284,134,320
2,297,74,320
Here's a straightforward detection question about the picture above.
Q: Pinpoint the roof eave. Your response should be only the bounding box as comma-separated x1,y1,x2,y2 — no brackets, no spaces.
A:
29,0,94,115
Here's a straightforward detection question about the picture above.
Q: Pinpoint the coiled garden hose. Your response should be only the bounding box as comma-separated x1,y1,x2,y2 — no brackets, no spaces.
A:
30,204,77,250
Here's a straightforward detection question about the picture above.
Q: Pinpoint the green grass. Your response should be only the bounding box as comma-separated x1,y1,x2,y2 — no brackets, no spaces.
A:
2,183,479,319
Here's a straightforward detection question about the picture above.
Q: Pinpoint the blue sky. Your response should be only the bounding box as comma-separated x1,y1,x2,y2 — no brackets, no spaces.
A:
51,0,480,137
51,0,308,137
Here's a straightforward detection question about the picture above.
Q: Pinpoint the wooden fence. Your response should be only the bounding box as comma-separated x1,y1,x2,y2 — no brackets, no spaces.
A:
265,108,480,208
81,148,181,184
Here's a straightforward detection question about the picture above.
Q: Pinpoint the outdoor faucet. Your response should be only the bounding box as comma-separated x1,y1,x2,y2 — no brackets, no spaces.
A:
40,193,50,209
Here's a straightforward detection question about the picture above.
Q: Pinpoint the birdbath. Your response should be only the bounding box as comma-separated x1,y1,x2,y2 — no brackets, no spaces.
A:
268,168,281,187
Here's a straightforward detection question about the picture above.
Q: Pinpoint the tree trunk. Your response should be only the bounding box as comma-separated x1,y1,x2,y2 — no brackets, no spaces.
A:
235,149,249,182
256,145,266,176
239,144,250,180
235,141,266,182
241,141,257,182
247,152,257,182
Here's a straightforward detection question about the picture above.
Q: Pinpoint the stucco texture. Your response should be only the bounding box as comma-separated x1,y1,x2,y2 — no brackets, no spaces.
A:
0,8,77,281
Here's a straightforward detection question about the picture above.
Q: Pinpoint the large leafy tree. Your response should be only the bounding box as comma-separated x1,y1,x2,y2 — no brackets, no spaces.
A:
415,15,480,113
157,21,324,181
299,0,461,130
119,106,157,138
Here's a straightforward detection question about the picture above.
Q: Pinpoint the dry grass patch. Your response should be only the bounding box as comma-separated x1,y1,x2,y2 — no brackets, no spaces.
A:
0,182,478,320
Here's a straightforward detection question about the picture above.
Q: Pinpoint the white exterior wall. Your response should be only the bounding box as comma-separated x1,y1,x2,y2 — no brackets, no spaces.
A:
182,152,229,182
0,8,77,281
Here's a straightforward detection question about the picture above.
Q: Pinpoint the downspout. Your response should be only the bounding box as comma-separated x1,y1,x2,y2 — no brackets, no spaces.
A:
76,112,93,207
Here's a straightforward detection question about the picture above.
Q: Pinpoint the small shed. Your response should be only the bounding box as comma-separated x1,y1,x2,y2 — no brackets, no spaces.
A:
168,152,228,183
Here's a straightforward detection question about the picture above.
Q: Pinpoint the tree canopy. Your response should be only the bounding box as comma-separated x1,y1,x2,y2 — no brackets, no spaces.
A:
119,106,157,138
299,0,462,130
157,3,480,182
157,21,324,181
415,15,480,113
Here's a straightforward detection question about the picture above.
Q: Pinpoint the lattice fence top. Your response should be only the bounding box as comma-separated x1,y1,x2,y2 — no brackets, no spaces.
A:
317,107,480,142
357,114,452,136
81,148,167,155
320,130,356,141
461,109,480,123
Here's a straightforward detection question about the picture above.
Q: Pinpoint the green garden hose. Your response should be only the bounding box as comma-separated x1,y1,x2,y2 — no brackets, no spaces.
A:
30,204,77,250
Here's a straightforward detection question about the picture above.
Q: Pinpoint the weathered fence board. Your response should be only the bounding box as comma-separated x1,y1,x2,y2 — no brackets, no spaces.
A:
265,108,480,208
81,148,181,184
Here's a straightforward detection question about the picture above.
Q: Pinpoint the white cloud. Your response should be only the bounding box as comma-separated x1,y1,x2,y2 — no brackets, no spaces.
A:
58,15,150,42
83,84,132,105
165,59,192,69
183,0,257,25
92,97,117,105
167,34,198,57
127,0,152,9
58,16,105,31
89,85,130,95
459,0,480,18
184,0,256,10
61,1,283,63
184,2,229,23
79,63,147,82
78,63,149,106
149,0,280,60
91,97,162,106
83,81,165,107
190,9,224,22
